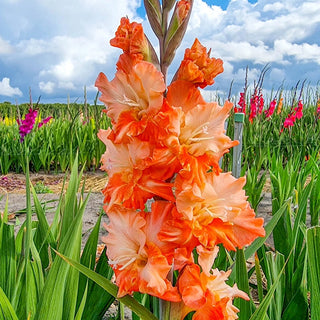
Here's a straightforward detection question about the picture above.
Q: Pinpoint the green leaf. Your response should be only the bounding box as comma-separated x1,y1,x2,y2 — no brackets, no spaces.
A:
82,247,115,320
249,258,284,320
245,201,288,260
76,213,102,310
34,161,89,320
306,226,320,320
265,252,285,320
55,251,159,320
281,288,308,320
0,287,19,320
31,185,56,269
249,249,291,320
234,249,254,319
74,284,88,320
0,199,16,300
59,153,84,242
254,254,264,303
62,193,90,320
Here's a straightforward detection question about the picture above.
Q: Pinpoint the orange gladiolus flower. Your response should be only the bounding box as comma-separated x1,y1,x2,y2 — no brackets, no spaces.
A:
96,16,266,316
175,172,265,251
178,100,238,160
103,204,180,301
98,128,175,210
95,53,165,142
167,80,206,113
177,100,238,183
176,0,191,24
176,38,224,88
110,17,150,61
178,263,249,320
167,81,237,179
277,97,283,114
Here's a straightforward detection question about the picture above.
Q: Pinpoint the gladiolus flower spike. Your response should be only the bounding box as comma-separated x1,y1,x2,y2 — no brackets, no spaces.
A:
17,108,38,142
96,7,265,320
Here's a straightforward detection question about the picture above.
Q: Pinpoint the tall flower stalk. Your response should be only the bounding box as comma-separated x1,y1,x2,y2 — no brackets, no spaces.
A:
96,2,265,319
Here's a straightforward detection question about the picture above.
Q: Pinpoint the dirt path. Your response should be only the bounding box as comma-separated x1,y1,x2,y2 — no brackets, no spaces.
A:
0,191,109,246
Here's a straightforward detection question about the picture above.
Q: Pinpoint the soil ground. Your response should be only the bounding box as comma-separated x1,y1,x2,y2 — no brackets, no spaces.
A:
0,171,110,246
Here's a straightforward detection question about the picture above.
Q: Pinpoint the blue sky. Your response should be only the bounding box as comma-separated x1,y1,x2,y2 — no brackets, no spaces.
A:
0,0,319,104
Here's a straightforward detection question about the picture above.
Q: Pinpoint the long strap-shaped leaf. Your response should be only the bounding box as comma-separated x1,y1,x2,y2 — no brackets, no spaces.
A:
0,287,19,320
245,201,288,260
55,250,159,320
249,248,293,320
306,226,320,320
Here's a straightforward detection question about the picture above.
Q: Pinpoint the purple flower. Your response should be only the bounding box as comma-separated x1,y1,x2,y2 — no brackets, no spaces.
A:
18,108,38,142
38,116,53,128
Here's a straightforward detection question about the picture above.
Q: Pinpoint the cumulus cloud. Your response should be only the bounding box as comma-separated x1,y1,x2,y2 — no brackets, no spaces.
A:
58,81,76,90
0,37,12,54
274,40,320,64
0,0,319,102
39,81,55,94
0,78,23,97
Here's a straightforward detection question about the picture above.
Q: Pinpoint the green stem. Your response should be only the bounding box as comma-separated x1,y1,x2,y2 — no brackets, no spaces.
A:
160,7,169,84
24,147,32,263
160,299,171,320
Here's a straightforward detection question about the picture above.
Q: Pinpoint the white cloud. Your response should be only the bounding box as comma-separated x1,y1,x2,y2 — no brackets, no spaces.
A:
39,81,55,94
0,37,12,54
274,40,320,64
269,67,286,83
263,2,285,12
0,0,319,101
0,78,22,97
58,81,76,90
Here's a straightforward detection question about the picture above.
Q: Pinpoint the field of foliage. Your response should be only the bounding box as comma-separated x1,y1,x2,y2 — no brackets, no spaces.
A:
1,85,320,319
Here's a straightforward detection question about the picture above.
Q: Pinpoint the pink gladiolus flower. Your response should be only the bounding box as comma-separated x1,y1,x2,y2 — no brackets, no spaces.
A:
282,100,303,132
283,114,295,128
18,108,38,142
248,92,258,123
316,99,320,119
38,116,53,128
235,92,246,114
257,91,264,114
265,99,277,118
294,100,303,120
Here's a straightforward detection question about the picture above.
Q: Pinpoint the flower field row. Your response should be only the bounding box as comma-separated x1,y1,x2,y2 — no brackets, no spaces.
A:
1,93,319,175
0,103,111,174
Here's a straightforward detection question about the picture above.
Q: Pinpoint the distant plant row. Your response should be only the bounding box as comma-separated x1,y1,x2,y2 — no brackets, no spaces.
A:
0,88,320,175
0,102,111,174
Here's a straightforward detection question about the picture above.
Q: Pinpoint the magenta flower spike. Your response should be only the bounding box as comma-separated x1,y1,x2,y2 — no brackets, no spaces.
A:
18,108,38,142
38,116,53,128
